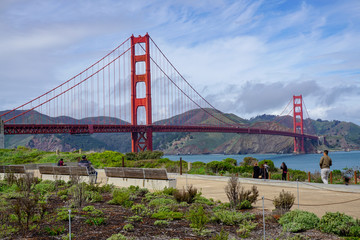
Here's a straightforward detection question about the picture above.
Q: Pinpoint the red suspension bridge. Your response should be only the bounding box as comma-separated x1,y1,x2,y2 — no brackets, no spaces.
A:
0,34,318,153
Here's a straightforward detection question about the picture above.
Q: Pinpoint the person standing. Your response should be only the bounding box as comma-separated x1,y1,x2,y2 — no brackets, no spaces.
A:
263,161,269,179
280,162,287,181
320,150,332,184
252,162,261,178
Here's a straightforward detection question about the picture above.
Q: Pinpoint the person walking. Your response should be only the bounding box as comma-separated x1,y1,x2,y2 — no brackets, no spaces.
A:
320,150,332,184
252,162,261,179
280,162,287,181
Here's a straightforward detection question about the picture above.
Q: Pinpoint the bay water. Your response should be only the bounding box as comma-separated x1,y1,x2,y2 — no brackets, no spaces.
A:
164,151,360,172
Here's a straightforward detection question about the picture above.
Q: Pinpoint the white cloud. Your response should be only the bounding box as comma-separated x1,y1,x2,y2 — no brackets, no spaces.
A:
1,0,360,126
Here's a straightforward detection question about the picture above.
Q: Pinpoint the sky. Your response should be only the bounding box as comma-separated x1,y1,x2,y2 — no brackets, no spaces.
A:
1,0,360,124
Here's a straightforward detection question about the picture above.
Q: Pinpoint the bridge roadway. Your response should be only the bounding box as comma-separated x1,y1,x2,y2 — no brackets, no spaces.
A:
3,124,318,140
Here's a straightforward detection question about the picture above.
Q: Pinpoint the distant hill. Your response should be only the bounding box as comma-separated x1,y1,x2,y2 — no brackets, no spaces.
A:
1,110,360,153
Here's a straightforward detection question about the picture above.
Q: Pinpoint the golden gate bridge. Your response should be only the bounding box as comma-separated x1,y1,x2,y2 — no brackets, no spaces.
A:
0,34,318,153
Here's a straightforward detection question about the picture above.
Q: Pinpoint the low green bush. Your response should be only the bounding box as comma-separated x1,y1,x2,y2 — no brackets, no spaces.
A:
85,191,103,203
212,209,254,225
211,228,229,240
44,225,65,236
237,219,257,238
131,204,151,217
148,198,177,209
154,220,169,227
106,233,129,240
85,217,106,226
151,210,183,220
108,189,133,207
279,210,320,232
127,215,143,222
123,223,134,232
319,212,357,236
186,204,209,231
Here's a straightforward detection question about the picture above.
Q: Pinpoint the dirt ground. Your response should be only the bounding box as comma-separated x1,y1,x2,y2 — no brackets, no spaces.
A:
171,174,360,218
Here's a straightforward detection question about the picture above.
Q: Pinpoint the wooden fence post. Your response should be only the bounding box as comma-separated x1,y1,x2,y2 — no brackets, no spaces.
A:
330,171,333,184
122,156,125,167
355,171,357,184
308,172,311,182
180,157,182,175
287,172,290,181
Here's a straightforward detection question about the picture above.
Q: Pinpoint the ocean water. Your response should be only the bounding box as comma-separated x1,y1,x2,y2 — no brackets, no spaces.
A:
164,151,360,172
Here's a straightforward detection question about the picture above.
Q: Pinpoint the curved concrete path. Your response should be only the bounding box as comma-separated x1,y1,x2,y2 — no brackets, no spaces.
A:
169,173,360,218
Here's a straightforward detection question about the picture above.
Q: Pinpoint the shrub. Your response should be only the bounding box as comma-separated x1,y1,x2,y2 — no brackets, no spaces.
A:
123,223,134,232
148,198,177,209
173,185,198,204
107,233,129,240
85,217,106,226
279,210,320,232
131,204,151,217
289,169,307,181
162,187,177,196
319,212,357,236
211,228,229,240
69,183,87,208
237,220,257,238
212,209,254,225
258,159,276,172
44,225,65,236
240,200,252,209
151,211,183,220
33,181,56,195
56,208,76,221
82,205,104,217
225,175,258,209
186,204,209,231
241,157,258,167
154,220,169,227
128,215,143,222
273,190,295,213
194,195,215,206
108,189,133,207
206,161,234,174
222,158,237,166
85,191,103,203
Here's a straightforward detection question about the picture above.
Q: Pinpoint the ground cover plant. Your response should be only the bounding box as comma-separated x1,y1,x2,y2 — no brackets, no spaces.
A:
0,172,350,240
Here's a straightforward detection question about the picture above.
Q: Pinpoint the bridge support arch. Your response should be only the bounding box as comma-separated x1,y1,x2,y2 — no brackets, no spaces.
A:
293,95,304,153
131,34,153,152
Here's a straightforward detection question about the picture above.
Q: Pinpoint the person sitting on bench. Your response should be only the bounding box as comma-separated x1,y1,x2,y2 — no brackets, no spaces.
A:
78,155,97,183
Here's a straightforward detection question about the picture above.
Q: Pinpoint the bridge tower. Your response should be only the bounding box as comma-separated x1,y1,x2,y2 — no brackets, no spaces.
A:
293,95,304,153
130,34,153,152
0,120,4,149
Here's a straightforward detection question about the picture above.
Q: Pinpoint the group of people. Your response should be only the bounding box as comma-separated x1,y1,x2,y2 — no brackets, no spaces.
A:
249,150,339,185
57,155,98,183
252,161,288,180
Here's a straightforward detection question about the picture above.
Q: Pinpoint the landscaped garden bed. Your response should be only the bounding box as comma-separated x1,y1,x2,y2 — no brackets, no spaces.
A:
1,172,359,240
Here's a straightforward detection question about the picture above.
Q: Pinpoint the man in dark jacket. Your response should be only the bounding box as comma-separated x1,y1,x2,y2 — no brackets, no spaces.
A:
320,150,332,184
78,155,97,183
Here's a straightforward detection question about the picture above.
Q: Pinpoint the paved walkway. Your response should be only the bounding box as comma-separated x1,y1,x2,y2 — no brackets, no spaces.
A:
169,174,360,218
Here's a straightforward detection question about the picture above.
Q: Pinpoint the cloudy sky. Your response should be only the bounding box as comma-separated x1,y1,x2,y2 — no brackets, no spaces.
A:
1,0,360,124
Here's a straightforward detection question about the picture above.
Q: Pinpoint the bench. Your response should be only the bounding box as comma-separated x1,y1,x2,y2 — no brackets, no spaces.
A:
0,165,32,180
104,167,176,190
38,166,96,184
